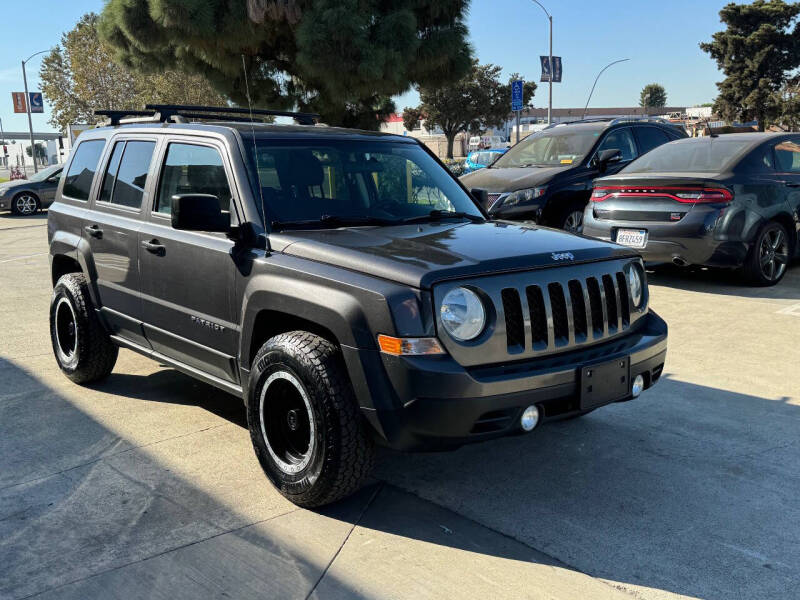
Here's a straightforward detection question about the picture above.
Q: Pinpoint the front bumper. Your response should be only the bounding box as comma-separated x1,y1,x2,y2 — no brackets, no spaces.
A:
350,310,667,451
583,206,749,267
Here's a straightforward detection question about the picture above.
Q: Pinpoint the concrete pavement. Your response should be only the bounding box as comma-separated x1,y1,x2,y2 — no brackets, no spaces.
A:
1,212,798,599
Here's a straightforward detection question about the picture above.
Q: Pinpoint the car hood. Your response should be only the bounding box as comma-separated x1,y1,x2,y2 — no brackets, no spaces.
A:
270,221,637,289
0,179,34,192
460,165,572,191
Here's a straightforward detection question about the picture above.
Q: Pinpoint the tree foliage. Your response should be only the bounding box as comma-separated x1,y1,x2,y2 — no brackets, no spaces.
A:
700,0,800,130
98,0,473,130
639,83,667,108
40,13,226,132
404,62,536,158
25,143,46,160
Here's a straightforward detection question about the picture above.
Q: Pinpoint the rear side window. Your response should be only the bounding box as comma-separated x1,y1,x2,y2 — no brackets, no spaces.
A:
774,140,800,173
635,127,670,154
155,143,232,216
63,140,105,200
99,141,156,208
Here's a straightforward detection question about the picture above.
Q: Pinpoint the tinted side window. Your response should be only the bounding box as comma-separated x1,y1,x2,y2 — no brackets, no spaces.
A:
774,140,800,173
111,141,156,209
63,140,106,200
596,129,637,162
99,142,124,203
635,127,670,155
155,143,232,215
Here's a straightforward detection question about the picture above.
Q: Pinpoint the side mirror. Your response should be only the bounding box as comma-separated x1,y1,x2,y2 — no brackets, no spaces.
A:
470,188,489,208
171,194,229,232
594,148,622,173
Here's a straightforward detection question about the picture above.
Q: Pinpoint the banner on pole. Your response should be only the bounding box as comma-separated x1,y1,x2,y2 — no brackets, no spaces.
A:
12,92,27,113
540,56,562,82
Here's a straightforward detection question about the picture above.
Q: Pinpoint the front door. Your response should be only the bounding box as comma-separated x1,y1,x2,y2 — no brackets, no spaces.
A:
138,139,240,383
85,137,158,347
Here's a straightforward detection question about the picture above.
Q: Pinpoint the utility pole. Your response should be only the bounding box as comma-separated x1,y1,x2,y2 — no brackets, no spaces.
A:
21,50,47,174
583,58,630,120
0,117,6,169
531,1,553,125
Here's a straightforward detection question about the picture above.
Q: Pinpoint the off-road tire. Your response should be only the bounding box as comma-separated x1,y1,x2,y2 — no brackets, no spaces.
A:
49,273,118,383
741,221,791,286
247,331,375,508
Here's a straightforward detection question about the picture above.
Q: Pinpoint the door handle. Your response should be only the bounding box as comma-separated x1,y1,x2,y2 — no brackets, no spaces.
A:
84,225,103,239
141,239,166,256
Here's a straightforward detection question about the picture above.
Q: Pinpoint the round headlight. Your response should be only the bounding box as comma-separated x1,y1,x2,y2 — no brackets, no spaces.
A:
628,266,644,308
440,287,486,341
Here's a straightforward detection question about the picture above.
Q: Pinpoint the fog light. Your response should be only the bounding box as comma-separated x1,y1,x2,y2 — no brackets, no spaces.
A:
520,405,540,432
632,374,645,397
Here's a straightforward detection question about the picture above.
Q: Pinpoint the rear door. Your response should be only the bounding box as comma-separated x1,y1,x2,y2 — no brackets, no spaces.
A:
138,138,240,384
771,137,800,247
85,136,158,346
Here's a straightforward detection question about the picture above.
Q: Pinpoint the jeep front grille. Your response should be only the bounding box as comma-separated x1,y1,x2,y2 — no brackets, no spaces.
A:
434,259,645,367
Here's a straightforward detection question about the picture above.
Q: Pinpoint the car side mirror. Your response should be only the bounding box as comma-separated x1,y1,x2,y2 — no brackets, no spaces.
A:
171,194,229,233
594,148,622,173
470,188,489,207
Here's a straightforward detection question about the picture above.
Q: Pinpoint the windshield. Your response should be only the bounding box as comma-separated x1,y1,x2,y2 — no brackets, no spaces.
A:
29,164,62,182
492,129,599,168
624,138,751,173
470,151,500,166
244,139,482,228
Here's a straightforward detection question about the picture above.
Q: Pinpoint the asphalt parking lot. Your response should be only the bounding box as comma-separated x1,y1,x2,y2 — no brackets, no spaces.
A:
1,213,799,600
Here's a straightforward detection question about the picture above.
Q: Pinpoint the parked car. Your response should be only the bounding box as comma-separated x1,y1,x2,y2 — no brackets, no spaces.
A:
460,118,687,232
464,148,506,174
0,164,63,215
583,133,800,286
468,135,505,152
48,105,667,508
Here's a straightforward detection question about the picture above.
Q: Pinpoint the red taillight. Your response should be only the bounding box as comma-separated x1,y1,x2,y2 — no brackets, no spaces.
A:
591,186,733,203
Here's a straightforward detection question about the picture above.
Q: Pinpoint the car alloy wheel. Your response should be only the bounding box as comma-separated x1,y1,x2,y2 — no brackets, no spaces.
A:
14,194,38,215
563,210,584,234
759,226,789,282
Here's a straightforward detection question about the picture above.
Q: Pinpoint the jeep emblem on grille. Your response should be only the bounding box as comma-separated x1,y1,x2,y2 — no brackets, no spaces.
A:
551,252,575,261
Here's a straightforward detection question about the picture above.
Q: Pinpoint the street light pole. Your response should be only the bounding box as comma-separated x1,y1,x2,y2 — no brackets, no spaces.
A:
21,50,47,174
582,58,629,120
530,1,553,125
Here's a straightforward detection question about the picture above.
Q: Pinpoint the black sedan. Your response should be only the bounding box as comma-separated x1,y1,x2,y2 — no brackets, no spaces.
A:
0,164,63,215
583,133,800,285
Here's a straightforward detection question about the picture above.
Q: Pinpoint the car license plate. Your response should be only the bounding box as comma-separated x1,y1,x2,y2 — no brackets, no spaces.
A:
580,357,630,410
615,229,647,249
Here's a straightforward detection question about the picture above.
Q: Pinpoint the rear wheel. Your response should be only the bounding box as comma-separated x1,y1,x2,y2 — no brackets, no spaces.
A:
11,193,39,215
247,331,374,508
742,221,791,286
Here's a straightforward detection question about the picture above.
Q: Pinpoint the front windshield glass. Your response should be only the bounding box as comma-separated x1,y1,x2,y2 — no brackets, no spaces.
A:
624,138,751,173
245,139,482,227
29,164,62,182
492,129,599,168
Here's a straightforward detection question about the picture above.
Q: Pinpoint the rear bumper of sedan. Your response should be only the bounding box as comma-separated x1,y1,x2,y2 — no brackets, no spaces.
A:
583,205,750,268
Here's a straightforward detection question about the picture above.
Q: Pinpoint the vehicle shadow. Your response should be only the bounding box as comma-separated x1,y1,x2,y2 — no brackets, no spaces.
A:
647,260,800,300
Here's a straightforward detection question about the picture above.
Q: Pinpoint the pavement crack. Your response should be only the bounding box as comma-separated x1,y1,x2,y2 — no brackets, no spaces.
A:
304,481,384,600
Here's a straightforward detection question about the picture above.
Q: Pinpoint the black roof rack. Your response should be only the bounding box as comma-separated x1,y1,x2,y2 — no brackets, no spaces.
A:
94,104,321,127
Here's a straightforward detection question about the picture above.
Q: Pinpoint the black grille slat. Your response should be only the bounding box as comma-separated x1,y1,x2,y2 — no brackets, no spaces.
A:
586,277,604,338
547,283,569,346
602,274,618,334
568,280,588,342
501,288,525,351
616,272,630,327
526,285,548,350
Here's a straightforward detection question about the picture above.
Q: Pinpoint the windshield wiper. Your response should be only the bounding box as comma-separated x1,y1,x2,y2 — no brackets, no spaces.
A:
399,210,485,225
271,214,397,230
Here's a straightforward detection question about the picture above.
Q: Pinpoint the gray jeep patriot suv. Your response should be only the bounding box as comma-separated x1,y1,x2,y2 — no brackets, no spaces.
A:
47,105,667,507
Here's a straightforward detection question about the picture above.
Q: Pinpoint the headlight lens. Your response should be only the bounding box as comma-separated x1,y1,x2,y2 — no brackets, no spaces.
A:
498,186,547,208
440,287,486,341
628,265,644,308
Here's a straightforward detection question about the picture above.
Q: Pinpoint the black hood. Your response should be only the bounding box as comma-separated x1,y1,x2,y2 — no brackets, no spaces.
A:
270,221,637,289
460,165,572,192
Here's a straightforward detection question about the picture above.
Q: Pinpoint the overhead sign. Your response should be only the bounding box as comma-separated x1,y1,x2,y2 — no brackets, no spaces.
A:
511,80,524,111
12,92,26,113
28,92,44,113
540,56,563,83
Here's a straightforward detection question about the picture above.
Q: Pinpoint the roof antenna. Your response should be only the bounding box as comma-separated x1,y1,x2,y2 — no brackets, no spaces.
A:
242,54,268,232
704,116,718,138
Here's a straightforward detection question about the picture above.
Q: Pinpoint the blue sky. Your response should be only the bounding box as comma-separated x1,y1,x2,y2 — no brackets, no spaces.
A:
1,0,727,134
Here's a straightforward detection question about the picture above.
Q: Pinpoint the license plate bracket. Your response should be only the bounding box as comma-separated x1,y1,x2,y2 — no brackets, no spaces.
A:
616,228,647,249
580,357,630,410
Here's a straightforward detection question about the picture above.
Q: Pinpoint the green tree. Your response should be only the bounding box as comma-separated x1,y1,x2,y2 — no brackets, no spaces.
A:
402,107,426,132
404,63,536,158
98,0,473,130
40,13,226,132
639,83,667,108
25,143,47,162
700,0,800,131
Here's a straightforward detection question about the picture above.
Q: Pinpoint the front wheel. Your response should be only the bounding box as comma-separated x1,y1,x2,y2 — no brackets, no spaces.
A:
742,221,791,286
554,201,587,234
247,331,374,508
11,193,39,215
